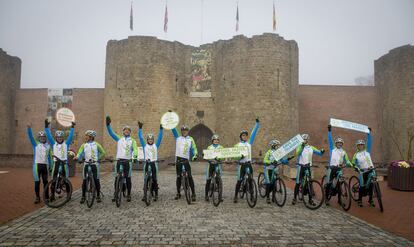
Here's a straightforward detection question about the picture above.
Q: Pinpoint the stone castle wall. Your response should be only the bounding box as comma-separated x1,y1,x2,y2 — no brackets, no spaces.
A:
0,49,21,154
375,45,414,162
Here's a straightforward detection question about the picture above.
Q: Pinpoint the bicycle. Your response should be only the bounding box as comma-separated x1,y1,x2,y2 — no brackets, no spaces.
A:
297,164,324,210
79,159,99,208
257,170,266,198
238,164,258,208
44,156,73,208
207,161,223,207
179,162,192,205
321,165,351,211
268,163,287,207
143,161,154,206
349,167,383,212
114,159,130,208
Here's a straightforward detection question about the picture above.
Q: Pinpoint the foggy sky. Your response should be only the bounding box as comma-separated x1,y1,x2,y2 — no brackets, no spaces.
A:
0,0,413,88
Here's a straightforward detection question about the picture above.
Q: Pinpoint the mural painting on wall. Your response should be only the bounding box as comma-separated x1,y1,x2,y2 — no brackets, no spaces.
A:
190,49,212,97
47,88,73,129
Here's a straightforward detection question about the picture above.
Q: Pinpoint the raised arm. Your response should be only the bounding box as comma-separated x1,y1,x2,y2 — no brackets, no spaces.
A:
366,129,372,154
45,127,55,146
328,125,334,151
96,142,106,160
172,127,179,139
106,116,120,141
249,119,260,145
156,125,164,148
66,122,75,146
138,127,146,147
27,127,37,147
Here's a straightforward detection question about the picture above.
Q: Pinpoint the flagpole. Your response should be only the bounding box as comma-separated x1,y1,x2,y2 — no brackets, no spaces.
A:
201,0,204,44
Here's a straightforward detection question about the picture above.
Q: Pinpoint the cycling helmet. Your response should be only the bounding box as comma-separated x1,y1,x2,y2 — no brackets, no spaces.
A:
181,125,190,131
269,139,281,147
211,134,220,141
122,125,131,131
301,134,309,140
355,139,365,146
335,137,344,144
85,130,96,137
37,131,46,137
240,130,248,139
146,133,155,140
55,130,65,137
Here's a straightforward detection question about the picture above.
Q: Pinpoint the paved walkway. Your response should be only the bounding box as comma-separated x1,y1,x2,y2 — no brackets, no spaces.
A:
0,163,413,246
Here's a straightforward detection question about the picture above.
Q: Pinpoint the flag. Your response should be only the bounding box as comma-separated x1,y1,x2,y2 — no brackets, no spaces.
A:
130,2,133,31
164,4,168,33
236,4,239,32
272,2,276,31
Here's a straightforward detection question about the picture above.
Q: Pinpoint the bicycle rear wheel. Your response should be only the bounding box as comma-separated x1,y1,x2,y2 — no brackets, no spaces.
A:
144,176,153,206
348,176,360,202
115,176,123,208
246,177,258,208
258,172,266,198
86,176,96,208
303,179,324,210
183,176,191,205
339,181,351,211
212,176,222,207
373,182,384,212
273,178,287,207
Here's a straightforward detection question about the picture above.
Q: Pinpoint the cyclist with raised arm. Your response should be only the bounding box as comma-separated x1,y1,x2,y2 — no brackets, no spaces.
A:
75,130,106,204
27,123,53,204
351,127,375,207
263,139,294,204
204,134,224,202
292,134,325,205
45,119,75,201
138,121,164,202
233,118,260,203
325,125,352,206
172,124,198,201
106,116,138,202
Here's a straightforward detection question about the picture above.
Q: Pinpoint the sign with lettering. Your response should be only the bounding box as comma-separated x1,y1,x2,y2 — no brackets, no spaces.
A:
330,118,369,133
203,146,248,160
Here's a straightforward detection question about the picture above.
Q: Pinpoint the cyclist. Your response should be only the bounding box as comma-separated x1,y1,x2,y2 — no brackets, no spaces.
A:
263,139,294,203
204,134,224,202
106,116,138,202
233,118,260,203
325,125,352,206
138,121,164,202
75,130,106,203
27,123,53,204
351,127,375,207
172,124,198,201
44,119,75,193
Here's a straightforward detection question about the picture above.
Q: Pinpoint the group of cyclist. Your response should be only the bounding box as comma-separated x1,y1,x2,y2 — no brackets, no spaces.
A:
27,114,376,208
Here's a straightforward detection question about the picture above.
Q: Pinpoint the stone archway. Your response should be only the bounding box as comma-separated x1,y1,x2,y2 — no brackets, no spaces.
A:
189,124,213,154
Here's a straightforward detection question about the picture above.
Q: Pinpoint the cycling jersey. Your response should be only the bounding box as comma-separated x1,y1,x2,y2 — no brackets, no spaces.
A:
107,125,138,160
138,127,163,162
328,131,351,167
352,132,374,170
27,127,53,181
296,144,323,166
235,121,260,163
172,128,198,160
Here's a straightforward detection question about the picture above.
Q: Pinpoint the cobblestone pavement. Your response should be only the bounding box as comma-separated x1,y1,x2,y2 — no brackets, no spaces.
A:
0,163,413,246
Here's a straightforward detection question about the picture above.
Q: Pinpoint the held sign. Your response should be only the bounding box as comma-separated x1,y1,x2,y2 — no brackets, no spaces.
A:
56,108,75,127
203,146,248,160
330,118,369,133
161,112,180,130
271,134,304,162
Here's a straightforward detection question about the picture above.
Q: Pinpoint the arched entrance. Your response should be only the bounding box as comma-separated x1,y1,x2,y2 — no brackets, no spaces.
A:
189,124,213,154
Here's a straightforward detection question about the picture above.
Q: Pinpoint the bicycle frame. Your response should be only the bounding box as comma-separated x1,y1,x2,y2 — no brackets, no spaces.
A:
359,168,376,188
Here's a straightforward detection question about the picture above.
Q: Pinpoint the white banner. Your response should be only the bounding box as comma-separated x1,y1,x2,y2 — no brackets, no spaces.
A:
271,134,304,162
203,146,248,160
330,118,369,133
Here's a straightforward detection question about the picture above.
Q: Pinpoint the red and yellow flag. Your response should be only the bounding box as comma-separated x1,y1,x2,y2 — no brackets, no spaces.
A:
164,4,168,33
273,2,276,31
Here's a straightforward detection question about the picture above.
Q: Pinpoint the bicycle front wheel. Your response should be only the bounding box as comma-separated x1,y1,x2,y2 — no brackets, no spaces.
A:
144,176,153,206
339,181,351,211
212,176,222,207
373,182,384,212
303,179,324,210
258,172,266,198
115,177,123,208
183,176,191,205
246,177,258,208
86,176,96,208
348,176,360,202
273,178,287,207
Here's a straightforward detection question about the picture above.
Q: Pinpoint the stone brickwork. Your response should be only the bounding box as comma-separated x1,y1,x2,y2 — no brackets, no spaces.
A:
0,49,21,154
375,45,414,163
104,33,299,159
